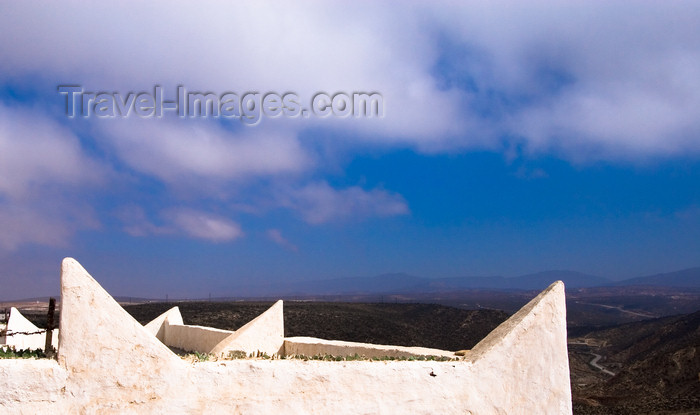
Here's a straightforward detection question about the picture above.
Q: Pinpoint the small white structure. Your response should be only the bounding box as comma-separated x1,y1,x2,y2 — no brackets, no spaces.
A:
2,307,58,351
0,258,573,414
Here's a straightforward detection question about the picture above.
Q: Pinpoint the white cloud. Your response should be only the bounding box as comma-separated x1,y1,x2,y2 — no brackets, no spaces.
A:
3,2,700,160
0,1,476,147
98,119,311,186
118,206,243,243
0,104,105,198
1,0,700,250
266,228,298,252
428,1,700,159
0,105,105,250
164,208,243,242
0,201,98,251
277,181,409,224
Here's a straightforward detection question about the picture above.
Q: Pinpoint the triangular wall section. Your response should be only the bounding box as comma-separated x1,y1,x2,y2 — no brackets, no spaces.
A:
466,281,572,414
210,300,284,357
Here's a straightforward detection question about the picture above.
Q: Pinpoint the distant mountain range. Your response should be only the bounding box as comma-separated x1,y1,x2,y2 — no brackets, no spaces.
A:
9,267,697,302
609,267,700,288
228,267,700,298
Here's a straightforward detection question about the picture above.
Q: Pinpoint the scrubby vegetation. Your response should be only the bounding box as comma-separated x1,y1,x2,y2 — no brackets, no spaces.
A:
179,350,457,363
0,347,48,359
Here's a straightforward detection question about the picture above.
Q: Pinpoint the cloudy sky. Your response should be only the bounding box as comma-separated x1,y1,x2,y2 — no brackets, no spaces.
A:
1,1,699,299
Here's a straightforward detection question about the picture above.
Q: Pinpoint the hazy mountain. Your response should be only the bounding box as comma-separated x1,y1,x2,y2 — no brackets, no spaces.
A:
218,267,699,298
250,270,612,297
110,267,699,300
423,271,608,291
612,267,700,288
506,271,610,290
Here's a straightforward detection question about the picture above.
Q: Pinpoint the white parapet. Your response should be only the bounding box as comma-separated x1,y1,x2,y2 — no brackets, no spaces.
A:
143,306,236,354
0,258,572,414
283,337,455,359
164,323,234,353
210,300,284,357
143,306,184,341
4,307,58,351
142,303,282,356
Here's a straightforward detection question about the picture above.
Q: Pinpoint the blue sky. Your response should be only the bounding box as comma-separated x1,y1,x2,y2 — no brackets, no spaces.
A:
1,1,699,299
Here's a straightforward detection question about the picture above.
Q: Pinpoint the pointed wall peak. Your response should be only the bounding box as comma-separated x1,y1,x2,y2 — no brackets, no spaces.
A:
465,280,571,413
210,299,284,357
7,307,40,333
144,306,183,342
468,280,566,360
58,258,183,406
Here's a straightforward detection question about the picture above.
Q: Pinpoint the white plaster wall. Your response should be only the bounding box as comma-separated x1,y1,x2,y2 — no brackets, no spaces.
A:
0,258,572,414
163,323,233,353
6,328,59,351
0,356,568,415
0,359,67,413
144,306,183,342
284,336,455,359
4,307,58,350
466,281,573,414
58,258,185,411
143,306,235,354
210,300,284,357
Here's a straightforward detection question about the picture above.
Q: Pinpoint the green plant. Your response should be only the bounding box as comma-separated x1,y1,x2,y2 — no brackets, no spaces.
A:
193,351,210,362
0,347,47,359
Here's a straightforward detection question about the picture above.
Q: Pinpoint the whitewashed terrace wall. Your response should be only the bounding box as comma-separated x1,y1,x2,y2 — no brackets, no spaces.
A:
2,307,58,350
210,300,284,357
143,306,183,341
0,258,573,414
144,302,285,357
164,323,233,353
283,336,455,359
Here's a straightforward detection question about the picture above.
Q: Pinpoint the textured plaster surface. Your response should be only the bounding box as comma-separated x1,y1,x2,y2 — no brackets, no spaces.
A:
210,300,285,357
466,281,573,414
0,359,67,413
284,336,455,358
0,258,573,414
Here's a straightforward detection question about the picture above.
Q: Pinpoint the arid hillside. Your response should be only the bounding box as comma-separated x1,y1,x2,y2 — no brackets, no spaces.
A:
124,301,510,351
570,311,700,414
